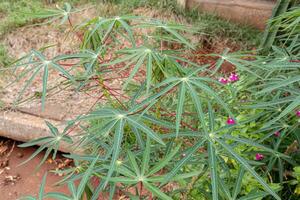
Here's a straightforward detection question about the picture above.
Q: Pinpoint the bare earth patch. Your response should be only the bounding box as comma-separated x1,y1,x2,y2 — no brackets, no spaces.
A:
0,138,70,200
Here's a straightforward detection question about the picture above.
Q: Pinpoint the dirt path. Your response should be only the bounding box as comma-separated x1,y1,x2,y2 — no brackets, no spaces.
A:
0,138,70,199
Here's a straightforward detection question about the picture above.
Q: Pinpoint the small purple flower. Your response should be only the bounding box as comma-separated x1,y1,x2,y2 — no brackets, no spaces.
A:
226,117,235,125
296,110,300,117
274,131,280,137
229,73,239,82
219,77,228,84
255,153,264,161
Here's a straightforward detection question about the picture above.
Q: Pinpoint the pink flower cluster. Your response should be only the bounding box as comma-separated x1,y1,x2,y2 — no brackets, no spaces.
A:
255,153,264,161
219,72,239,84
296,110,300,117
226,117,236,125
274,131,280,137
229,73,239,82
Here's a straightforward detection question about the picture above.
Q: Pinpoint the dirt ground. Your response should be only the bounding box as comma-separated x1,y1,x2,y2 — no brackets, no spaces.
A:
0,138,70,199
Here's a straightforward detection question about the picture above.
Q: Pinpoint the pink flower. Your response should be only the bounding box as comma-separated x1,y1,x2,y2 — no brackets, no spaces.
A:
296,110,300,117
274,131,280,137
255,153,264,161
226,117,235,125
229,73,239,82
219,77,228,84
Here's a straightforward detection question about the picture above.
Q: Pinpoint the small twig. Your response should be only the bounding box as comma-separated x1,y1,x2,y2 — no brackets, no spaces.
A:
5,141,15,158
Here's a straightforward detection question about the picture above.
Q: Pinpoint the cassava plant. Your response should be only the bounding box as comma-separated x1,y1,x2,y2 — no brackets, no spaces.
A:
4,2,300,200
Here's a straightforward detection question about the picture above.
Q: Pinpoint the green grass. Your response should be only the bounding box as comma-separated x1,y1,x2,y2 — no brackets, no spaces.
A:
0,0,45,38
0,44,11,67
0,0,47,68
0,0,88,38
0,0,88,67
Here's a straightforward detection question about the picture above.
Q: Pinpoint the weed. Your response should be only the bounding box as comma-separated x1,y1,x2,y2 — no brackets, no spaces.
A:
0,44,11,67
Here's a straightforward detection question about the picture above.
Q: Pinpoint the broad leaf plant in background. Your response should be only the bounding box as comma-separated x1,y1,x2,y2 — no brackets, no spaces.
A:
2,2,300,200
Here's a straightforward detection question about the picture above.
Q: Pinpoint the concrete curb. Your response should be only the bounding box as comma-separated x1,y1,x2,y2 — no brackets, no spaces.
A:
0,110,80,153
187,0,275,29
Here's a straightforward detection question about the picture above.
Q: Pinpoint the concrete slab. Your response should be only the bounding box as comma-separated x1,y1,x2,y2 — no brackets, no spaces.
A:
187,0,275,29
0,110,80,153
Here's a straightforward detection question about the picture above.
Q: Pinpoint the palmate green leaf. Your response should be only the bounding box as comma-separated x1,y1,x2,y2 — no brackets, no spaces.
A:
130,80,180,113
160,131,203,139
146,53,153,94
13,50,74,110
143,182,173,200
232,167,245,200
16,64,43,106
115,165,137,178
238,190,269,200
218,177,232,200
257,75,300,95
103,139,193,200
210,50,264,78
137,70,231,134
54,48,105,76
43,156,99,200
82,48,104,75
147,171,201,183
45,192,71,200
76,155,99,199
141,137,151,175
211,48,229,75
80,17,111,49
187,83,208,133
264,94,300,127
18,121,73,168
141,115,174,129
19,197,37,200
81,15,139,49
215,138,281,200
161,138,206,186
39,173,47,200
176,83,186,137
190,79,233,117
45,121,59,136
78,108,165,147
28,3,78,25
107,177,138,184
18,136,53,147
241,96,295,109
131,126,145,149
108,182,116,200
137,20,196,49
103,46,163,92
18,144,51,167
148,144,181,176
103,119,125,188
123,52,147,90
126,117,164,145
208,141,218,200
127,150,140,176
41,65,48,111
221,134,289,158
